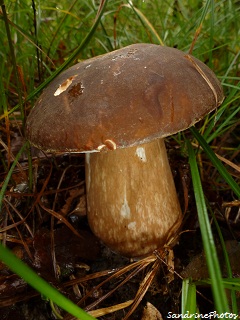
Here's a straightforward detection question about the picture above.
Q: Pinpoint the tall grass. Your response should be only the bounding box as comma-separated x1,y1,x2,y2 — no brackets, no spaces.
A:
0,0,239,318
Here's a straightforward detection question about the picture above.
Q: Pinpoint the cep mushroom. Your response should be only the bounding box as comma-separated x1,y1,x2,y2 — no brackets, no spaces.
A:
26,44,224,257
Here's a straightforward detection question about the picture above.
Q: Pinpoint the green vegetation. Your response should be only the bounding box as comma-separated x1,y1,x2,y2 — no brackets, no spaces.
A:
0,0,239,319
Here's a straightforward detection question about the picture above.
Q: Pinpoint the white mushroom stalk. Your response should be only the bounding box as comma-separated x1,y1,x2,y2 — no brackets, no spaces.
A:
86,139,182,257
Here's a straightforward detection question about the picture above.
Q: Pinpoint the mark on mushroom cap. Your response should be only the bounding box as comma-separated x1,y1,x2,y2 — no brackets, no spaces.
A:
104,139,117,150
97,139,117,152
54,75,77,96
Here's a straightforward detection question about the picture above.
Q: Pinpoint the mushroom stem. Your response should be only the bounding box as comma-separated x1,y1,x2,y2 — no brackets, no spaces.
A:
85,139,182,257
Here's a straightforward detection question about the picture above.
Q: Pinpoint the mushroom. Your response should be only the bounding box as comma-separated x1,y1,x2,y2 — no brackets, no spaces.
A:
26,43,224,257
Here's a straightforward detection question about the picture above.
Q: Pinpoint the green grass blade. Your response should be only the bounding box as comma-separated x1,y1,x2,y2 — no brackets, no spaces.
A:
39,0,109,76
0,142,28,211
1,1,24,120
203,102,240,144
125,1,164,45
190,126,240,199
47,0,79,57
0,244,97,320
211,209,238,315
196,278,240,291
187,139,229,313
0,0,109,120
181,278,197,314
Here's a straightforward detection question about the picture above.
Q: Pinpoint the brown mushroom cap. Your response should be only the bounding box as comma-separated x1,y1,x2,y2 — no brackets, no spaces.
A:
26,43,224,152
